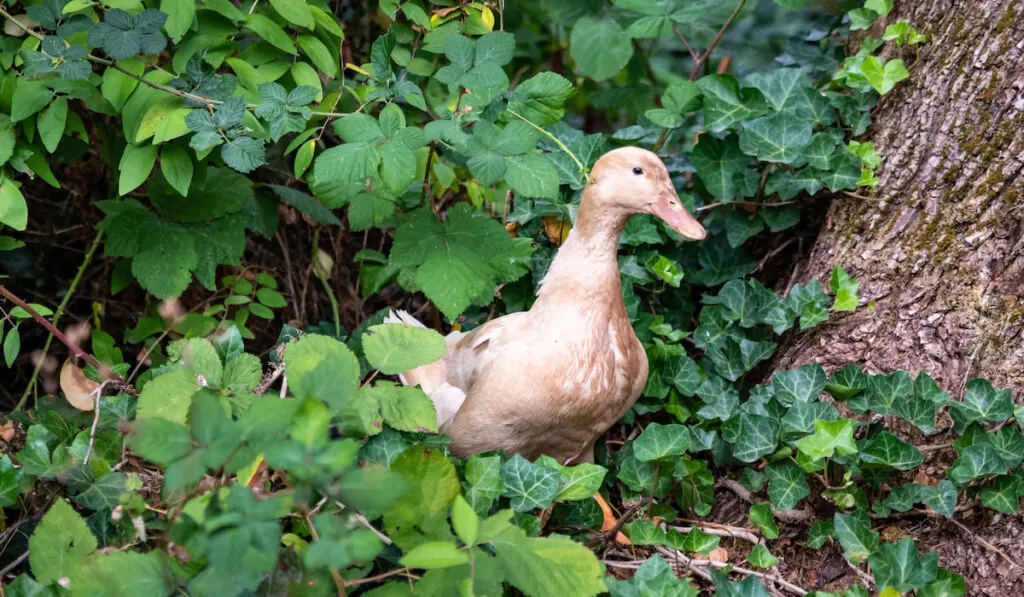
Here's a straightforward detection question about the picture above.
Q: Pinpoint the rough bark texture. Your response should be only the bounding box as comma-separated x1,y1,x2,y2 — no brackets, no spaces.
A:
773,1,1024,593
777,1,1024,397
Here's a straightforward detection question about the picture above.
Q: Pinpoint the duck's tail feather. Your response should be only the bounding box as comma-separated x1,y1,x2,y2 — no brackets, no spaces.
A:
384,309,465,429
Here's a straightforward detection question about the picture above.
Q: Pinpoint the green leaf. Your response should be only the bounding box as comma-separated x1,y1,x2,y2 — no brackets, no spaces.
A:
569,16,633,81
463,454,504,514
268,184,342,226
362,323,446,375
245,13,297,54
489,523,606,597
130,219,198,298
553,462,606,501
70,551,172,597
766,461,808,509
452,495,479,545
0,178,28,231
833,512,879,563
825,364,868,401
313,143,381,183
691,134,757,202
3,327,20,367
500,454,560,512
747,544,779,568
949,378,1014,431
696,74,767,132
0,454,27,508
269,0,313,28
118,143,158,196
733,414,780,463
390,205,533,320
773,363,826,405
807,520,834,549
504,154,560,199
981,475,1022,514
747,504,779,540
136,369,199,425
795,418,857,462
860,432,923,470
865,0,893,16
627,519,667,545
950,443,1007,484
745,68,829,122
161,0,195,40
37,97,68,153
869,537,938,593
74,472,128,510
400,541,470,569
128,417,193,466
829,265,859,311
606,555,699,597
367,382,438,434
385,445,460,535
508,72,575,127
739,111,813,164
29,499,98,585
160,145,193,196
861,56,909,95
633,423,689,461
221,137,265,173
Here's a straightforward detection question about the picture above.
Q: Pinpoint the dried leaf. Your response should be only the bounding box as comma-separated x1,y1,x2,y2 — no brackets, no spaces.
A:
707,547,729,563
542,215,570,246
60,359,100,411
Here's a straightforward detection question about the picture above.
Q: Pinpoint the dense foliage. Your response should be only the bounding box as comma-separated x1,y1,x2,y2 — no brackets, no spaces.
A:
1,0,1020,596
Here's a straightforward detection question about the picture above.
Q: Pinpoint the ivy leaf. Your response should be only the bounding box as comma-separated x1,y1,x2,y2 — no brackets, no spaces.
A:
463,455,504,514
362,324,446,375
739,111,813,164
633,423,690,462
691,135,757,202
745,68,830,123
569,16,633,81
808,520,834,549
833,512,879,563
73,472,128,510
627,519,667,545
980,475,1023,514
733,414,780,463
29,499,98,585
921,480,958,517
606,555,699,597
710,573,771,597
552,462,606,501
747,504,779,539
764,168,824,200
747,544,779,569
697,74,768,132
949,378,1014,431
825,365,868,401
829,265,859,311
869,537,938,593
949,443,1008,484
679,526,720,554
766,461,808,509
389,205,533,320
861,56,909,95
860,432,923,470
500,454,560,512
772,363,827,405
795,418,857,462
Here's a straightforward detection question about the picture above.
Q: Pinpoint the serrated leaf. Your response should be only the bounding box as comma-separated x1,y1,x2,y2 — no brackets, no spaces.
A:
29,499,98,585
504,154,559,199
362,324,446,375
508,72,575,127
569,16,632,81
136,369,199,425
606,555,700,597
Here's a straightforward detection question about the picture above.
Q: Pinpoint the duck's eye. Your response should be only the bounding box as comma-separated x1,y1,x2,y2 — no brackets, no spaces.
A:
632,167,643,175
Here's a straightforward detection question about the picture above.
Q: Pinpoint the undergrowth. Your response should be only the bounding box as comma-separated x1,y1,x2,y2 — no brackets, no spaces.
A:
0,0,1019,596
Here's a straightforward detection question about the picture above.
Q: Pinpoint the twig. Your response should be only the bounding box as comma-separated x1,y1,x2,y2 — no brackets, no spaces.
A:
672,24,700,63
841,190,880,201
669,523,760,545
0,549,29,578
653,546,808,595
83,381,110,465
343,566,418,587
311,227,341,339
717,479,815,524
754,237,799,274
948,517,1022,572
696,200,797,213
506,109,587,177
0,285,135,395
336,501,393,545
255,363,285,396
688,0,748,81
15,230,104,411
846,561,875,587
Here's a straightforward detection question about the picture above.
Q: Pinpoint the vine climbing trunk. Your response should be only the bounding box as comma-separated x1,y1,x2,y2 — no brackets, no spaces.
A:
774,2,1024,593
776,0,1024,396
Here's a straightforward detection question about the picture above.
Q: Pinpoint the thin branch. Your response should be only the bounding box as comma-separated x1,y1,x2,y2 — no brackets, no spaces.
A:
0,549,29,578
669,523,760,545
15,229,104,411
717,478,815,525
652,545,808,596
507,109,587,177
0,285,135,394
948,517,1022,572
696,200,797,213
689,0,748,81
672,24,700,63
305,511,347,597
82,382,108,465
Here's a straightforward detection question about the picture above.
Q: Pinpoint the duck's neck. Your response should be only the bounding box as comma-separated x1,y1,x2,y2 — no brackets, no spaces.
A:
533,192,631,311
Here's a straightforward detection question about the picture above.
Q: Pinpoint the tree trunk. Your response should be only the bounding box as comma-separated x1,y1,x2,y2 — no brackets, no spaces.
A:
774,1,1024,593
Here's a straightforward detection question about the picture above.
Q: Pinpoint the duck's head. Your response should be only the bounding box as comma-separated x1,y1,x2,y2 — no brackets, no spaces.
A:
586,146,707,241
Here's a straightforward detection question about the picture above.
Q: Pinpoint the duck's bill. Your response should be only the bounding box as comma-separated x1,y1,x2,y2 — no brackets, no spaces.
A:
650,195,707,240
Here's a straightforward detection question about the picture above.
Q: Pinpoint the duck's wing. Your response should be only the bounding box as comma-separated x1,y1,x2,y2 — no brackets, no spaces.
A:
384,309,523,429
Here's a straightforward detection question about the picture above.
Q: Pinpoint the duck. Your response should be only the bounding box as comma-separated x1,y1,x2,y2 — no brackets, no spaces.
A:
386,147,706,536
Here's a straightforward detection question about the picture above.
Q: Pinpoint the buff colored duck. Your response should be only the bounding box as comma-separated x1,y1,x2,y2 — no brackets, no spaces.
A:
387,147,706,537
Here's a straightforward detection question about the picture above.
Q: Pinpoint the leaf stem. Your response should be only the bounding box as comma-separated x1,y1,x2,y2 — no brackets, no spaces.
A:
506,109,587,178
15,229,105,411
311,227,342,339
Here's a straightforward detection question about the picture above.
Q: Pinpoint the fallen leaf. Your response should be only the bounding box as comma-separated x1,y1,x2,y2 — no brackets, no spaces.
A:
707,547,729,563
0,421,15,443
542,216,570,246
60,359,100,411
504,221,519,237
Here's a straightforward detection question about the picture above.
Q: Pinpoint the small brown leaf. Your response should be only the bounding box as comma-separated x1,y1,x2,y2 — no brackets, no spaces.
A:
60,359,100,411
707,547,729,563
158,298,185,323
542,216,570,246
504,221,519,237
0,421,15,443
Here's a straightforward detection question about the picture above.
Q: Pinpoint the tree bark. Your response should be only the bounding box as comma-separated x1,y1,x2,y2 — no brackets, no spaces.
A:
776,0,1024,397
774,2,1024,593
